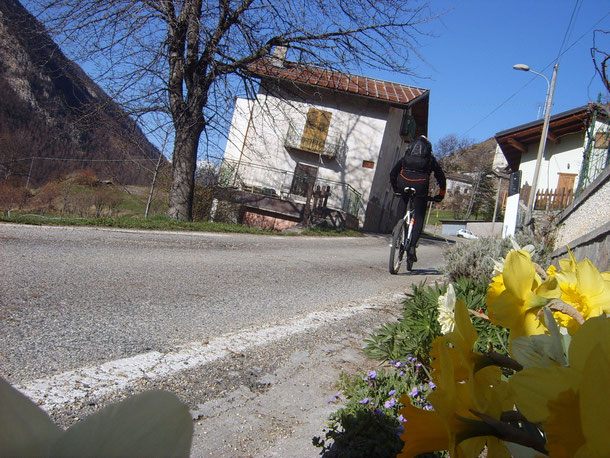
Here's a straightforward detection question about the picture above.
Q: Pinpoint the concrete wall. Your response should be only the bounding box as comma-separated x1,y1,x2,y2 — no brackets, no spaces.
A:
519,131,585,191
362,106,410,232
551,166,610,271
224,86,399,228
466,221,503,237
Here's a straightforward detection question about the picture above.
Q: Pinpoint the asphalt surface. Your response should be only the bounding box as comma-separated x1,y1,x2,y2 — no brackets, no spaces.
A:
0,222,449,456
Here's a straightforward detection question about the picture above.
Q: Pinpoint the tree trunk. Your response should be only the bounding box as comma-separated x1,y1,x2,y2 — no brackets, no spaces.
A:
167,123,202,221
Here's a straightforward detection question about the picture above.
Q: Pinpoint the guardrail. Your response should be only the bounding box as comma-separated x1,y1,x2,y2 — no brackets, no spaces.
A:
218,159,361,217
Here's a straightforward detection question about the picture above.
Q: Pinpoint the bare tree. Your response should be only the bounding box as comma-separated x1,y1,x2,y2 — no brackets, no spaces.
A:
27,0,437,220
592,30,610,95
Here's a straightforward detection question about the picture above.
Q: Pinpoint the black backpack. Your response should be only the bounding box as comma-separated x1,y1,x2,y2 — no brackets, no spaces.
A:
402,136,432,173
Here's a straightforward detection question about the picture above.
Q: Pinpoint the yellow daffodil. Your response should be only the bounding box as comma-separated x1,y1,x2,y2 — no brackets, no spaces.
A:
551,253,610,334
509,316,610,457
399,301,511,457
487,250,560,345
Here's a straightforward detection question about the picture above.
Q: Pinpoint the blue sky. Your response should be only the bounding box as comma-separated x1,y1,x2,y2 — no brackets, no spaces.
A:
382,0,610,145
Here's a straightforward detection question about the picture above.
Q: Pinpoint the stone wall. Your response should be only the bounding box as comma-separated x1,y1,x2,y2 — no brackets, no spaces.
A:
551,166,610,270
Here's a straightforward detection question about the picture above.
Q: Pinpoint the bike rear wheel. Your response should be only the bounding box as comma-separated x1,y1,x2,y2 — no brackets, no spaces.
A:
389,220,406,274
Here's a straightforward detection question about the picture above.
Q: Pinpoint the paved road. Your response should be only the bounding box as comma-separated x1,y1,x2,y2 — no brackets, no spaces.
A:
1,223,444,383
1,223,450,455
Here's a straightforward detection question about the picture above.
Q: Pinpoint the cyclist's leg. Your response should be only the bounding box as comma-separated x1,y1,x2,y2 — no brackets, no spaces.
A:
409,181,430,260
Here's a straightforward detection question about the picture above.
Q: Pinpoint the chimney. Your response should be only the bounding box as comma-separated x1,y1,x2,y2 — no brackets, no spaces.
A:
270,45,288,67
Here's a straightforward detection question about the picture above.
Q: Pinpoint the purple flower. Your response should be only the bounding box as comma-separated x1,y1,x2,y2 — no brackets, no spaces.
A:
384,397,397,408
327,393,341,404
429,382,437,390
397,425,405,435
398,414,406,423
415,363,422,368
358,398,370,404
423,404,434,411
388,390,396,396
408,386,419,397
374,409,384,415
394,361,404,368
368,370,377,379
398,371,405,376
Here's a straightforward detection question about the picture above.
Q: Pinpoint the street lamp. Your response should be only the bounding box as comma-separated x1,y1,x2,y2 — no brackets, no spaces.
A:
513,62,559,214
513,64,551,118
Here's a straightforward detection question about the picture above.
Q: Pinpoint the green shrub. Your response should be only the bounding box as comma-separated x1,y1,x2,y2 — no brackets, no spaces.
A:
364,282,443,367
363,279,510,367
441,229,552,284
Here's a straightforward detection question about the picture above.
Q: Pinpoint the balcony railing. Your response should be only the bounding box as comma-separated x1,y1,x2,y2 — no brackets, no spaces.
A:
284,123,348,160
218,158,361,217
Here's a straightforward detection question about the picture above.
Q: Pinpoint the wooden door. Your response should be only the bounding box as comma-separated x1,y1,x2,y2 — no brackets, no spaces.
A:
290,163,318,197
557,173,577,191
556,172,577,208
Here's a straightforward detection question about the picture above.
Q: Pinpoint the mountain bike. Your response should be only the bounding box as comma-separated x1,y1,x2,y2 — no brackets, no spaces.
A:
389,188,434,274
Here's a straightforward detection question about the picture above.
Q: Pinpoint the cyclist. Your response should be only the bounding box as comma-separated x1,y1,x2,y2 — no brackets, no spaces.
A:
389,135,446,262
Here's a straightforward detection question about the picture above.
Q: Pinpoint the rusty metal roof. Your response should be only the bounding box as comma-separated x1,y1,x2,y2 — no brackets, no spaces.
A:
248,58,428,106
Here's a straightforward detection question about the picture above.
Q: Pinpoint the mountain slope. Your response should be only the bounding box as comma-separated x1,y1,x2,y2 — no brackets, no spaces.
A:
0,0,162,187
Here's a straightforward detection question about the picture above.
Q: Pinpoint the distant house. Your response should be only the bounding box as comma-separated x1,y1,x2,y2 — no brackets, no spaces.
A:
495,103,609,210
445,172,474,195
220,48,429,232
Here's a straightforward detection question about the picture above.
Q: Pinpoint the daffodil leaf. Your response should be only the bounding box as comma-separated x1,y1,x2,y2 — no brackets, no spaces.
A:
0,376,63,456
48,390,193,457
510,336,556,368
505,442,542,458
543,307,568,365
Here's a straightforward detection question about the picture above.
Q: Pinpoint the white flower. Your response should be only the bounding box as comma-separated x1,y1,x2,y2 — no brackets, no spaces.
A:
509,236,535,255
437,284,456,334
491,257,505,276
491,238,536,276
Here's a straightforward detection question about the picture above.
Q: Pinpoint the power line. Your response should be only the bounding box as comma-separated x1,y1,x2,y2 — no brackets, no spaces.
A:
462,12,610,138
557,0,584,62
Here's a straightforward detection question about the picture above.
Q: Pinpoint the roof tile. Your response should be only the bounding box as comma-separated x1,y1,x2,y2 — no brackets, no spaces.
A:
248,59,427,105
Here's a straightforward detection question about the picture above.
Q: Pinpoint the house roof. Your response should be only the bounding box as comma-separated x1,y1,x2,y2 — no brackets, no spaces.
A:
248,58,429,106
494,103,602,171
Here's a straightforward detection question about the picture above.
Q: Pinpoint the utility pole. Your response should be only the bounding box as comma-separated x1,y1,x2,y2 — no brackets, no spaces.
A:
527,63,559,213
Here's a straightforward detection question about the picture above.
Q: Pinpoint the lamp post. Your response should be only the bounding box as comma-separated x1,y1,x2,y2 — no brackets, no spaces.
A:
513,62,559,213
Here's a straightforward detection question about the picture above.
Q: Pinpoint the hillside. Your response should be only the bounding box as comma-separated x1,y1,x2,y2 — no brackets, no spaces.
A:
0,0,162,187
440,137,498,173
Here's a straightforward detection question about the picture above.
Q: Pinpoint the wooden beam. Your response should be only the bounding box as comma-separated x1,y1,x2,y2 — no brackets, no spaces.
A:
547,128,559,144
507,137,527,153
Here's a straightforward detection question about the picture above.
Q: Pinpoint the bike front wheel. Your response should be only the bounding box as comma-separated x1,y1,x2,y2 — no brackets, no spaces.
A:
389,220,406,274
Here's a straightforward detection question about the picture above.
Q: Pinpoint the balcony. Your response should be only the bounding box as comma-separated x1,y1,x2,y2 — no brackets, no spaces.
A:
284,123,348,160
218,158,361,218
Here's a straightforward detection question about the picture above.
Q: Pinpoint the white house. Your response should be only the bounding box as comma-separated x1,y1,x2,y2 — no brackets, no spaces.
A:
220,50,429,232
495,103,609,209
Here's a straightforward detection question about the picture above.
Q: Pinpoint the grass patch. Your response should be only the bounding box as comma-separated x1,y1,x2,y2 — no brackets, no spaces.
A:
0,213,364,237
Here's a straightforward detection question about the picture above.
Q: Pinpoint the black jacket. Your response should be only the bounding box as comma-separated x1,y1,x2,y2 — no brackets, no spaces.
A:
389,155,446,194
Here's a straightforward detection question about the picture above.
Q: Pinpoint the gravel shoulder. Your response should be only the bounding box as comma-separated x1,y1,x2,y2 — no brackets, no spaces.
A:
46,293,405,457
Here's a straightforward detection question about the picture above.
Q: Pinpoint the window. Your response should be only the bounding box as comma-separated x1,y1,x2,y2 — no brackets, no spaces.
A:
595,131,609,149
300,108,332,153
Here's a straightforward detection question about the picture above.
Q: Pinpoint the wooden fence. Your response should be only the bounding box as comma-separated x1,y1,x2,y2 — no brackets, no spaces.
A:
534,187,574,210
